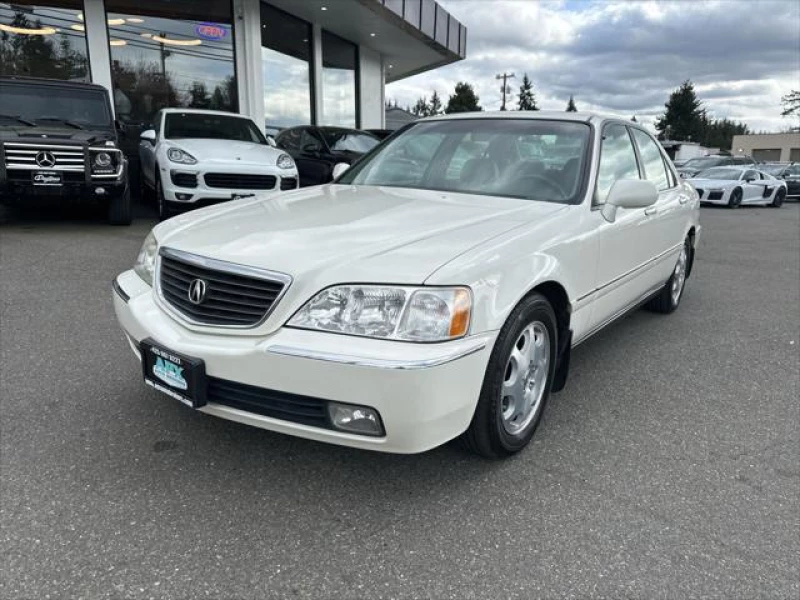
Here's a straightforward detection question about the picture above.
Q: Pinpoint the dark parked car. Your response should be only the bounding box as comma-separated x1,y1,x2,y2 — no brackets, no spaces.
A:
760,163,800,198
677,154,755,178
275,126,380,186
0,76,131,225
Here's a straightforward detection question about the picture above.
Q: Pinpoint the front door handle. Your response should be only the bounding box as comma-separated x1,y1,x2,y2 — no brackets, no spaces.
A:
644,206,658,216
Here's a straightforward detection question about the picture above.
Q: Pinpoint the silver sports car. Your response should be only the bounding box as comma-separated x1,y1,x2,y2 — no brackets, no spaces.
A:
688,167,787,208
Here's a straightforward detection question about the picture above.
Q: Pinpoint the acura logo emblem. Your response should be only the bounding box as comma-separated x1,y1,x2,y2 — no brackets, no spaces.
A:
35,151,56,168
188,279,207,305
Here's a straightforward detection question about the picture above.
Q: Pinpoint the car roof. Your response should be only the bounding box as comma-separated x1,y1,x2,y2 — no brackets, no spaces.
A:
0,75,108,92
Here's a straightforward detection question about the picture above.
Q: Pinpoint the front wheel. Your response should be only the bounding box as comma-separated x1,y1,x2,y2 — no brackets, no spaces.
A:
155,174,171,221
108,186,132,226
728,187,742,208
460,293,557,459
771,188,785,208
646,239,690,314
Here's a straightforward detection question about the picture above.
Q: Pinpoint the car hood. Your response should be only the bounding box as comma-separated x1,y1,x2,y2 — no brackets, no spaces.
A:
0,125,116,145
155,185,567,288
166,138,286,166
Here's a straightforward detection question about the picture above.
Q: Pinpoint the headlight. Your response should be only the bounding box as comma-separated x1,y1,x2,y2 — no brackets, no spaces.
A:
167,147,197,165
133,231,158,286
276,153,295,169
287,285,472,342
94,152,112,167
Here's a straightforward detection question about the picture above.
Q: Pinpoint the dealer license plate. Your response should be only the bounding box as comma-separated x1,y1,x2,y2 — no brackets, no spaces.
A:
141,339,207,408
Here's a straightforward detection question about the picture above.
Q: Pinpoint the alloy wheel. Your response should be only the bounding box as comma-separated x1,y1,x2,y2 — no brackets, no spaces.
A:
500,321,551,435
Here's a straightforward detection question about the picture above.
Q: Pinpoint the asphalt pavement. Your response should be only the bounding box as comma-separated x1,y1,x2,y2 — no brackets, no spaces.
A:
1,202,798,599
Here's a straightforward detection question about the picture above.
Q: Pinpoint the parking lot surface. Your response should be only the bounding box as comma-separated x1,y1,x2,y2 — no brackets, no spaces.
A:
1,203,798,599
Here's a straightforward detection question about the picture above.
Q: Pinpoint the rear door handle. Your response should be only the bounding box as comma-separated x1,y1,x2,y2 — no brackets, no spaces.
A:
644,206,658,216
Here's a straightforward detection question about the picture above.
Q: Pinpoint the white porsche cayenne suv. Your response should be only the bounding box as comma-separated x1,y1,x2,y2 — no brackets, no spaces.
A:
114,112,701,458
139,109,299,219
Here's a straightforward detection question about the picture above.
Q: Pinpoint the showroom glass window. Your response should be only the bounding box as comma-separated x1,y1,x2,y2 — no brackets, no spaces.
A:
261,3,312,132
0,0,89,80
321,30,357,128
104,0,236,127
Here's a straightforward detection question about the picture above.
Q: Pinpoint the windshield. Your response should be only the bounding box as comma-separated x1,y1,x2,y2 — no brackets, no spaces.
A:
760,164,786,175
0,83,111,128
682,156,725,170
338,119,591,204
321,129,379,153
696,167,742,180
164,113,266,144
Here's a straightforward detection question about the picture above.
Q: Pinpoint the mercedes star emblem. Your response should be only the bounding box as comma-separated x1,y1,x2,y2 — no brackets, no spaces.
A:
35,151,56,168
188,279,207,305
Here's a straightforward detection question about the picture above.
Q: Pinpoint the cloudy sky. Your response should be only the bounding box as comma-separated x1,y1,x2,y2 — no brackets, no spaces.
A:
386,0,800,133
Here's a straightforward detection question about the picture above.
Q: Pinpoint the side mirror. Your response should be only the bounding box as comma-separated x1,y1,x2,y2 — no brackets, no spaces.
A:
744,177,755,183
332,162,350,180
140,129,156,145
266,135,277,148
601,179,658,223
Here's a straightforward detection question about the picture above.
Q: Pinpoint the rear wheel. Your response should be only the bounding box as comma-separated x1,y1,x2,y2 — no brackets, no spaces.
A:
771,188,785,208
107,186,132,226
728,187,742,208
460,293,557,459
646,238,690,314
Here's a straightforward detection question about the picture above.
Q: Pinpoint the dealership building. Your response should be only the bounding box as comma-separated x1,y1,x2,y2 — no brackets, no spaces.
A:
1,0,466,143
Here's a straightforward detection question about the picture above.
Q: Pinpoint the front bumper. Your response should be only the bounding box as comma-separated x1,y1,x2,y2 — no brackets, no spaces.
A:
113,270,495,454
161,165,299,206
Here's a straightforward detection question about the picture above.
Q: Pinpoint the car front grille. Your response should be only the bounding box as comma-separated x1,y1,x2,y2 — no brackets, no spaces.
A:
171,171,198,188
204,173,277,190
158,249,289,327
708,191,723,200
279,177,297,190
3,142,85,172
207,377,331,429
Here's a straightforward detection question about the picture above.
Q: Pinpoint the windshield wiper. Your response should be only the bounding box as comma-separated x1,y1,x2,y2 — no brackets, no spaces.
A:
0,113,37,127
36,117,85,130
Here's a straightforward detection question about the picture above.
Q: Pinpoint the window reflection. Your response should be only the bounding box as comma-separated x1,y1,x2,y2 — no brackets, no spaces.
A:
321,30,357,128
596,124,640,204
261,3,311,132
105,0,236,127
0,1,88,80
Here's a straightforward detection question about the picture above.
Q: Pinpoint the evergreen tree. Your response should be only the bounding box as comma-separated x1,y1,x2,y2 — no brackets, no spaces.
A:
412,96,430,116
631,115,638,122
566,95,577,112
429,90,443,116
445,82,482,113
517,74,537,111
655,80,704,141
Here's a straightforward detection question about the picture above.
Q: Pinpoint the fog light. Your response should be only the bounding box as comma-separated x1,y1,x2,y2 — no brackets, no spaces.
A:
328,402,384,436
175,193,193,201
95,187,106,195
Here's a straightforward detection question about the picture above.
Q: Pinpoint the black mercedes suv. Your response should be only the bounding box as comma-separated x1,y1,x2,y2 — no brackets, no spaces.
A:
0,77,131,225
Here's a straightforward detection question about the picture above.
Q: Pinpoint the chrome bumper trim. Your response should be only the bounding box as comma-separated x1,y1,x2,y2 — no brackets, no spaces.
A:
267,340,487,370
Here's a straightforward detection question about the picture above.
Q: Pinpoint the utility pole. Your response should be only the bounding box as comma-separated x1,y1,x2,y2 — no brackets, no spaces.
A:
496,72,515,111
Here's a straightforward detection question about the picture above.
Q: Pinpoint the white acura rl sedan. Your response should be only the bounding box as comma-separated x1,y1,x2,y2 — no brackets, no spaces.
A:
139,109,299,219
114,112,700,458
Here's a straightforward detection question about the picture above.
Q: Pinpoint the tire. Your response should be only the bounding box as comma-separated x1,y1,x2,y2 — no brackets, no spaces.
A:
646,238,690,314
155,173,171,221
107,185,132,226
771,188,785,208
728,187,742,208
460,293,558,459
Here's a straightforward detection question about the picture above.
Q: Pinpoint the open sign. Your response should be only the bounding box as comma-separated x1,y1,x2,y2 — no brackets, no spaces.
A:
194,23,228,41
